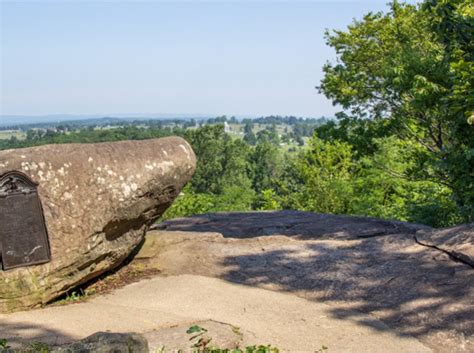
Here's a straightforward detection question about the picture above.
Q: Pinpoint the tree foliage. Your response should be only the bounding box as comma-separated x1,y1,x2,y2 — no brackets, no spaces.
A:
318,0,473,221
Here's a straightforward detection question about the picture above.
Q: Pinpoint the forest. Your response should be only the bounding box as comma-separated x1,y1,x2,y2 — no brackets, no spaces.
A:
1,0,473,228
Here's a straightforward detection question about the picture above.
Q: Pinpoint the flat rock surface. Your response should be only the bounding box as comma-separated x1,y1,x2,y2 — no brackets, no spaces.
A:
415,224,474,266
147,211,473,353
0,275,431,353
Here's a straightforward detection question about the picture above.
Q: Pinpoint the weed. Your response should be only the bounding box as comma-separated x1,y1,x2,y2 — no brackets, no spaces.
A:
55,289,92,305
28,342,50,353
187,325,212,349
0,338,10,351
231,326,242,337
184,325,280,353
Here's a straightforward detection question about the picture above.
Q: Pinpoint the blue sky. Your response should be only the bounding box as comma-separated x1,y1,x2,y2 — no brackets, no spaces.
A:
2,1,400,118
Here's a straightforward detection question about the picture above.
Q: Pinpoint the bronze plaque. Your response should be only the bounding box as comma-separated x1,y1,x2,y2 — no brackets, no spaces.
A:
0,171,51,270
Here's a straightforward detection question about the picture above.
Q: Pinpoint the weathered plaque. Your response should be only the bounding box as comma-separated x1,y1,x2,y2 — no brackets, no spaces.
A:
0,171,51,270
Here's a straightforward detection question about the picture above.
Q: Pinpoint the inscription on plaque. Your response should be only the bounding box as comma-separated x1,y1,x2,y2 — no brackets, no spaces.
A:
0,171,51,270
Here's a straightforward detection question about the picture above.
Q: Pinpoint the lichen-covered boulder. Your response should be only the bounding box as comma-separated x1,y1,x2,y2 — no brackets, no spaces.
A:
0,137,195,312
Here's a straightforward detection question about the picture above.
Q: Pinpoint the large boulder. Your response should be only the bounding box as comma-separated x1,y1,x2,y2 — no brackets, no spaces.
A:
0,137,195,312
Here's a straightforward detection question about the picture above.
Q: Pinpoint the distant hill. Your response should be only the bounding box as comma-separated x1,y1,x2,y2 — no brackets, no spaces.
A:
0,114,217,127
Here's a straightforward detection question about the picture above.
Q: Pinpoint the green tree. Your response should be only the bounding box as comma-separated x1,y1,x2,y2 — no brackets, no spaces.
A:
184,125,229,194
352,137,461,226
244,131,257,146
319,0,474,221
292,136,355,214
249,141,282,208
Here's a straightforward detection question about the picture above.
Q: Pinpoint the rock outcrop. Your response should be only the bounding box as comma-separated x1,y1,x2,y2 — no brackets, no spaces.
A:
140,211,473,353
0,137,195,312
416,223,474,267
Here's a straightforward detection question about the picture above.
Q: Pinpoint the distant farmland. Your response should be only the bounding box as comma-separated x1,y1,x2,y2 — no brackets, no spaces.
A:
0,130,26,140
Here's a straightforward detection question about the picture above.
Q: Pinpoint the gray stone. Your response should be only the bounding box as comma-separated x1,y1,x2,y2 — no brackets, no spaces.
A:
416,223,474,267
144,211,473,353
53,332,149,353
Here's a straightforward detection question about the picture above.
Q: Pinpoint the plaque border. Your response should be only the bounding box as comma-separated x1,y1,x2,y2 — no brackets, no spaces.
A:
0,170,52,270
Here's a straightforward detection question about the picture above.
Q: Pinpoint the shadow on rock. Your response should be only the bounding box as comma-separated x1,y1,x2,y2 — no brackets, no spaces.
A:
157,210,428,240
221,237,473,352
0,321,75,347
156,211,473,352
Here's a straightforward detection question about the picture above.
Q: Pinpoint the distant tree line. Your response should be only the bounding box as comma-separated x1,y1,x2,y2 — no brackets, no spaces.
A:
0,117,468,227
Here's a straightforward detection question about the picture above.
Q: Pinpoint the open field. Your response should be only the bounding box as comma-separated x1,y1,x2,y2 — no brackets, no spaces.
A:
0,130,26,140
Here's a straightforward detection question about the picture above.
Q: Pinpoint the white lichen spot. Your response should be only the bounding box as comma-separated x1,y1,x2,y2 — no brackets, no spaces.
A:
130,183,138,192
88,157,94,162
38,162,46,169
121,183,132,197
157,160,175,173
162,149,168,156
63,192,73,200
97,167,102,172
46,171,55,180
179,144,191,160
58,167,65,176
20,155,26,159
145,164,153,171
119,176,124,181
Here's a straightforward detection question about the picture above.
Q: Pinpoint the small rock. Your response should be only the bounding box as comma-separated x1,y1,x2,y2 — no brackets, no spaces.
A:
53,332,149,353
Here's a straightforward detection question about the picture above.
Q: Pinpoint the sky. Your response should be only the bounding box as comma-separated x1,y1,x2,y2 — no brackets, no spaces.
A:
1,0,401,119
